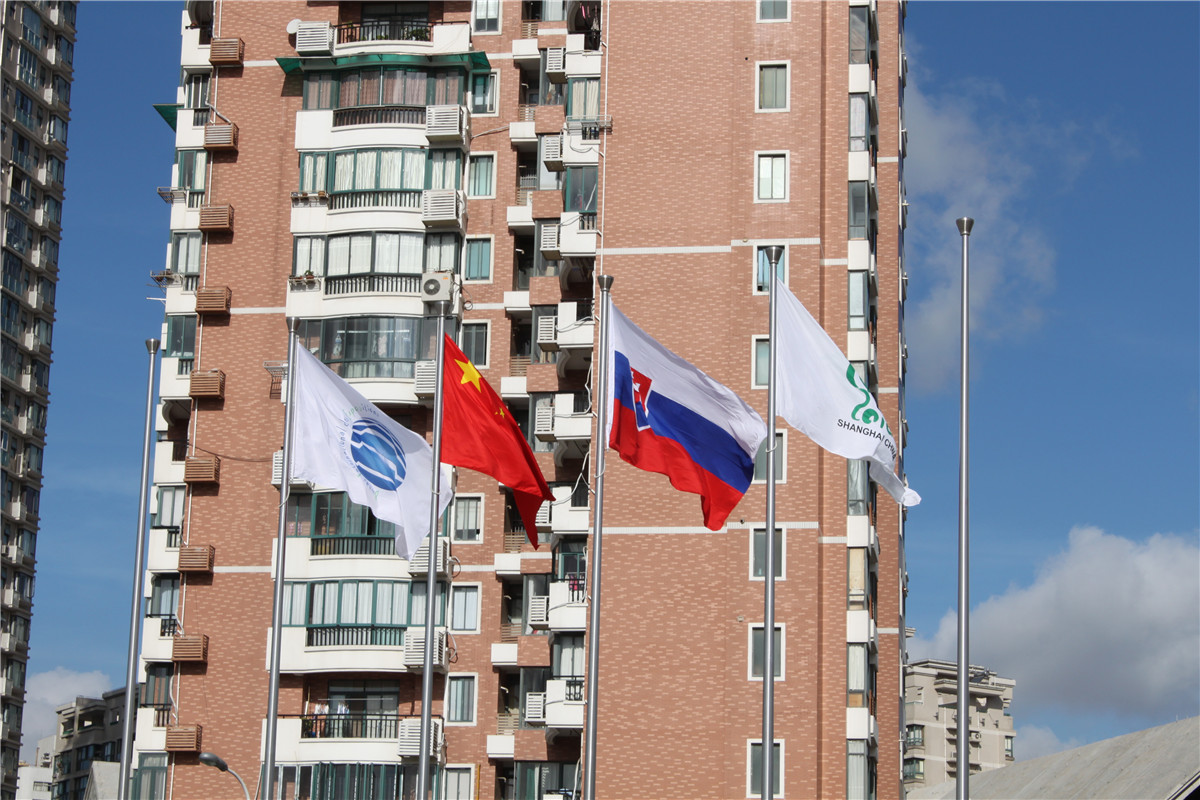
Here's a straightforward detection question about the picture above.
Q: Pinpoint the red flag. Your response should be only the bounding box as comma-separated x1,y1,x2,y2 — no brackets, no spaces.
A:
440,335,553,547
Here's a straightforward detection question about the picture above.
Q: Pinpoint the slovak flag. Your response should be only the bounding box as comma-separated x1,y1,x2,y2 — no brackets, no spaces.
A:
605,305,767,530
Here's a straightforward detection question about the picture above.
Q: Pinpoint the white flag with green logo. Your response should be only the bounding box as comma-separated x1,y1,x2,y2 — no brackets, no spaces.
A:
773,278,920,507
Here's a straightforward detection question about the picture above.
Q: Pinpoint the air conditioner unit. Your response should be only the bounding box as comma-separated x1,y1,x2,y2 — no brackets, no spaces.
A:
397,717,443,758
295,21,334,55
545,48,566,82
421,272,453,303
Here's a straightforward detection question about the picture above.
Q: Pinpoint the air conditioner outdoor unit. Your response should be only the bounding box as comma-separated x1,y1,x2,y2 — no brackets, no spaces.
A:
421,272,453,303
295,22,334,55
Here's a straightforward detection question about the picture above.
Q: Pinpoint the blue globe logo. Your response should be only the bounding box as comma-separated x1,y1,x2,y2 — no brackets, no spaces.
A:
349,419,407,490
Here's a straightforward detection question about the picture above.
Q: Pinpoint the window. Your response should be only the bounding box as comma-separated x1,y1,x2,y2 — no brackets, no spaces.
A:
424,232,460,273
904,725,924,748
758,0,788,21
164,316,196,359
460,322,488,367
567,77,600,119
473,0,500,32
849,6,871,65
848,271,870,331
751,528,784,579
848,548,874,612
563,166,598,213
132,754,167,800
750,624,783,679
148,575,179,619
754,245,788,293
757,63,788,111
748,741,782,798
848,181,869,239
318,231,423,277
753,337,769,388
446,676,476,724
184,73,210,125
849,93,869,151
297,316,429,379
464,238,492,282
450,585,479,632
467,154,495,197
902,758,924,781
551,633,585,679
176,150,206,195
755,153,788,202
847,643,873,708
153,486,185,530
172,232,202,275
753,432,785,482
847,459,869,516
847,740,873,800
453,497,481,542
470,72,497,114
1005,736,1015,760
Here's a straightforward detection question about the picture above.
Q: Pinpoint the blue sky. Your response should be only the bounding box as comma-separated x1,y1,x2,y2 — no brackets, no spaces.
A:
20,0,1199,764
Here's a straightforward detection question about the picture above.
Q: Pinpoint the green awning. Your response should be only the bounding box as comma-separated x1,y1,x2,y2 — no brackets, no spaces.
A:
153,103,182,131
275,50,490,74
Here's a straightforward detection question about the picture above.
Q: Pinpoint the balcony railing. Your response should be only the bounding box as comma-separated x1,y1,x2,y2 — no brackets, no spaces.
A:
333,105,425,128
305,625,405,647
552,572,587,602
336,19,432,44
147,614,180,637
290,712,400,739
308,535,395,557
324,274,420,296
329,190,421,211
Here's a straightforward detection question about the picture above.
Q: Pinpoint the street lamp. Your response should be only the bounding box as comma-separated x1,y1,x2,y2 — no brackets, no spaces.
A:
198,752,250,800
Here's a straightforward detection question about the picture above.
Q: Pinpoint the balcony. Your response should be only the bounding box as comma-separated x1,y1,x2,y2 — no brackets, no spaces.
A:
558,213,598,257
209,37,244,65
425,105,469,146
554,301,594,350
140,616,179,662
421,189,466,228
331,19,473,57
183,456,220,484
178,545,215,573
198,204,234,232
276,625,407,674
195,286,232,314
171,634,209,664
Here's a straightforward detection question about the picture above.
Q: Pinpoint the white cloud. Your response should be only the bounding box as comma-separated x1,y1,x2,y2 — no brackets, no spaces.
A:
1014,724,1081,761
911,527,1200,732
20,667,115,762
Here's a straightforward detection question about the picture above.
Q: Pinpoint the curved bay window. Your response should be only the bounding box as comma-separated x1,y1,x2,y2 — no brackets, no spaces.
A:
286,492,398,556
303,66,465,126
298,316,433,379
294,231,427,295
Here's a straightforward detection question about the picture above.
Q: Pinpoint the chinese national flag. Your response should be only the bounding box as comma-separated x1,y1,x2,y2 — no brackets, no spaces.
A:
440,335,553,547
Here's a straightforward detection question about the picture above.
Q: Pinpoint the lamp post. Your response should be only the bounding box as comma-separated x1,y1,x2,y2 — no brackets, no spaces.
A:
198,752,251,800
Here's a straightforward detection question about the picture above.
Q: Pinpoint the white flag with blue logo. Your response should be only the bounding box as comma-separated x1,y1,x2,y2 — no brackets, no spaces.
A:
290,346,453,559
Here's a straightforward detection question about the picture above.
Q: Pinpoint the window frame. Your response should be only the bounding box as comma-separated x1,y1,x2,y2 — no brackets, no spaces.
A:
750,527,785,581
463,236,493,283
444,674,478,726
757,0,790,22
467,152,496,199
752,431,786,483
470,71,499,116
439,764,476,799
754,151,789,203
756,61,790,113
451,495,483,544
748,623,785,681
752,336,769,389
449,583,481,634
459,320,489,368
752,243,789,295
471,0,501,34
747,739,784,798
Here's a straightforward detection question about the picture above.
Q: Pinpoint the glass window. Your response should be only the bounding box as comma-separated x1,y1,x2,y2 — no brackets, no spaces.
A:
464,238,491,282
758,64,788,111
453,497,481,542
756,153,787,201
473,0,500,32
749,742,782,798
450,586,479,632
467,154,494,197
440,766,472,799
172,232,202,275
154,486,185,529
847,459,869,515
850,6,871,65
759,0,788,21
753,338,769,387
750,625,783,679
849,181,869,239
905,725,924,748
164,316,196,358
849,270,870,330
567,77,600,118
755,245,787,293
460,322,488,367
470,72,497,114
753,432,784,482
176,150,206,193
850,93,869,151
751,528,783,578
563,166,598,212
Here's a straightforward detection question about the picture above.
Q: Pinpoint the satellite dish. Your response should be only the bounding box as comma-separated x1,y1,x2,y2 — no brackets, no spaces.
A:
286,19,301,35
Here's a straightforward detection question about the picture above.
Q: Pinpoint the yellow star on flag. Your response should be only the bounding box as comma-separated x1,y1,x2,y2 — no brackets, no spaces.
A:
457,358,482,391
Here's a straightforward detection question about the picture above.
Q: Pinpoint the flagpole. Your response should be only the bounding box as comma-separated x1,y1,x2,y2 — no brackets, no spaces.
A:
762,246,784,800
955,217,974,800
583,274,613,800
117,339,159,800
264,319,300,800
418,301,450,800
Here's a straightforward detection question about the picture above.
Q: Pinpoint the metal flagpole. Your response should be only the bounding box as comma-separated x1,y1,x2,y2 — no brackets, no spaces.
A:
583,274,613,800
762,246,784,800
418,301,450,800
118,339,159,800
264,319,301,800
955,218,974,800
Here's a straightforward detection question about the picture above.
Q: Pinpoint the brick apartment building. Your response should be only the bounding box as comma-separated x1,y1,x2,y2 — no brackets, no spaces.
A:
131,1,911,798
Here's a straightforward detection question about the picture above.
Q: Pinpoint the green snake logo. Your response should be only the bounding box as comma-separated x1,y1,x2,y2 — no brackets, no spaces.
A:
847,365,891,435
